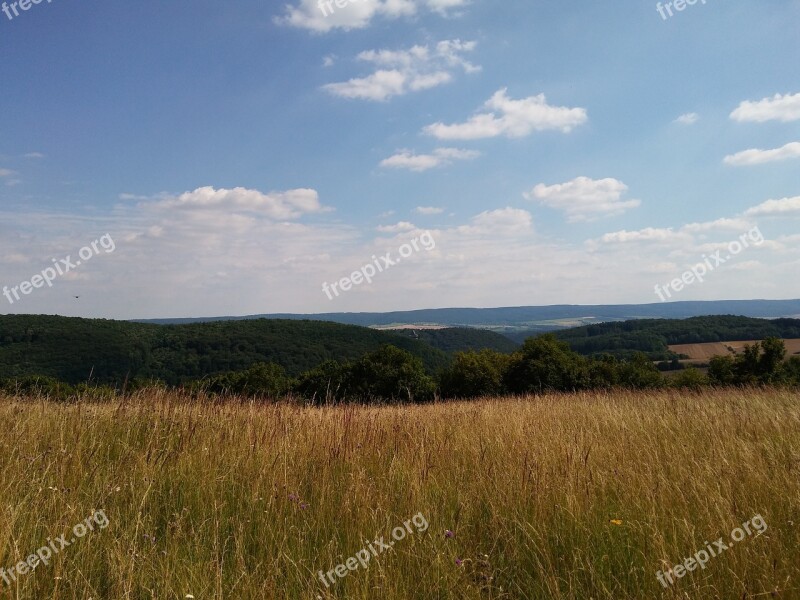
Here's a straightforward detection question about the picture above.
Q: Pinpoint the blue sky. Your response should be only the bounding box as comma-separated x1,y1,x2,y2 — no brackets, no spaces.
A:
1,0,799,319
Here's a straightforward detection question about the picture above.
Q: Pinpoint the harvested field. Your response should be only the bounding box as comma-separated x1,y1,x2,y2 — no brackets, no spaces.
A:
669,338,800,361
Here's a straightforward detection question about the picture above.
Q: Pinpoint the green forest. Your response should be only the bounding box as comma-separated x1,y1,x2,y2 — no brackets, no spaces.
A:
2,314,800,403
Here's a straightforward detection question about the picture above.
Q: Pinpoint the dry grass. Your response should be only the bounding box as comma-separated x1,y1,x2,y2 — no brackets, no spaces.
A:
0,388,799,599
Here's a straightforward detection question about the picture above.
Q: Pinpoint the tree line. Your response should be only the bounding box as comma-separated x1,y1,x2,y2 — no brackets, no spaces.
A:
3,335,799,403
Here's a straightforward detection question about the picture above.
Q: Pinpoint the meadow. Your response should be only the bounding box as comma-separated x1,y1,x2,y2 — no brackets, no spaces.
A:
0,388,798,599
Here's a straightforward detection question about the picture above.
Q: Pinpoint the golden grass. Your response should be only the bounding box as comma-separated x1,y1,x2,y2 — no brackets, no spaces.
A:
0,388,798,599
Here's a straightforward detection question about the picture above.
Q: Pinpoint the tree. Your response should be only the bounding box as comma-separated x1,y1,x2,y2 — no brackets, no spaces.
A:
295,346,436,404
504,334,591,394
348,345,436,403
616,353,665,389
439,350,512,398
758,337,786,383
203,362,292,398
708,355,735,385
671,367,708,390
294,360,350,404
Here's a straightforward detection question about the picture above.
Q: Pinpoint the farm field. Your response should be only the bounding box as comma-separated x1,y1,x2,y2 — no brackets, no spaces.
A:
669,339,800,362
1,388,798,599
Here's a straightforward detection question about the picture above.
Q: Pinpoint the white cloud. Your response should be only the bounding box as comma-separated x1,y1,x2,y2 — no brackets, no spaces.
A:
415,206,445,215
4,199,800,317
323,40,479,101
275,0,469,33
674,113,699,125
322,55,336,67
457,207,533,236
377,221,417,233
23,152,45,159
744,196,800,217
730,92,800,123
724,142,800,166
526,176,640,222
424,88,587,140
380,147,479,171
599,227,686,244
144,186,331,220
681,218,754,233
0,168,16,177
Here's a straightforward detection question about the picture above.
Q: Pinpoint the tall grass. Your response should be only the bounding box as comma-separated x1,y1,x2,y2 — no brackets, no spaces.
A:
0,388,798,599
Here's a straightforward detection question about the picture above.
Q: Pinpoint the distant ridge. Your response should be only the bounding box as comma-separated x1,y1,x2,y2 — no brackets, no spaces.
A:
135,299,800,330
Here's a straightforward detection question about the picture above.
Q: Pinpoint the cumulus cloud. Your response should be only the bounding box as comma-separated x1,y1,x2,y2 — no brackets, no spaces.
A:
744,196,800,217
730,92,800,123
681,217,754,233
142,186,331,220
724,142,800,166
323,40,479,101
598,228,687,244
276,0,469,32
415,206,445,215
457,207,533,236
3,197,799,318
423,88,587,140
674,112,699,125
380,147,480,171
525,176,640,222
377,221,417,233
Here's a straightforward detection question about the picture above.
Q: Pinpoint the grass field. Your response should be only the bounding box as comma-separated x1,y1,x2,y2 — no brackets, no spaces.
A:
1,388,799,599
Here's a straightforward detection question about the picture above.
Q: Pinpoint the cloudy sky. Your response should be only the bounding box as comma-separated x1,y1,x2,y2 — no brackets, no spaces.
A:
1,0,799,319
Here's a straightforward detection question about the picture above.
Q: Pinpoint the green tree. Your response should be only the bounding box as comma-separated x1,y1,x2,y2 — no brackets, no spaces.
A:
671,367,708,390
616,353,665,389
294,360,351,404
204,362,292,398
439,350,512,398
758,337,787,383
708,355,735,385
348,345,436,403
504,334,591,394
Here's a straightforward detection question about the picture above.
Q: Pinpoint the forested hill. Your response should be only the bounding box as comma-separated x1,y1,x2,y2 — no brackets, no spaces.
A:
388,327,518,353
552,315,800,358
1,315,510,385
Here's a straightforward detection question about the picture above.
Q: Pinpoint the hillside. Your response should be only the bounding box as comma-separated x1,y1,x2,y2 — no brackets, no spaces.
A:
0,315,456,385
135,299,800,331
550,315,800,359
387,327,518,353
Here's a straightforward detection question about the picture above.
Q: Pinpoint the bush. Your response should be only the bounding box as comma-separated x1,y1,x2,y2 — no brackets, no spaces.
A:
439,350,512,398
1,375,75,401
504,335,591,394
294,360,350,404
671,367,708,390
202,363,293,399
295,346,436,404
616,353,665,389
